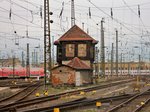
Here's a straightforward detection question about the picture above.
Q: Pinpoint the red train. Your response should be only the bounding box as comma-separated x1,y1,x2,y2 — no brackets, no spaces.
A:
0,67,44,78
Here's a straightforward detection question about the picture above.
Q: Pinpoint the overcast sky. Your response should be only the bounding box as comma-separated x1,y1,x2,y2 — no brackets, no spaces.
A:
0,0,150,62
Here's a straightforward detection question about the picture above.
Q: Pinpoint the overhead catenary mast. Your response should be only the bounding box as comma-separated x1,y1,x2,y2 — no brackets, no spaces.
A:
111,43,114,76
26,43,30,78
12,55,15,78
21,51,25,67
71,0,75,27
116,30,118,76
95,47,99,77
44,0,52,89
101,18,105,77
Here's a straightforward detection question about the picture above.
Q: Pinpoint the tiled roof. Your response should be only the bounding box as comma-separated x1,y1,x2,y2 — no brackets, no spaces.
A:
67,57,92,70
54,25,98,44
51,64,75,70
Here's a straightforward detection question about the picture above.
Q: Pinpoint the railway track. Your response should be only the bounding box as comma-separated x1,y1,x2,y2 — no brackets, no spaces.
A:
22,91,150,112
132,91,150,112
0,79,40,88
0,79,134,111
106,89,150,112
0,82,41,108
24,94,133,112
0,79,15,87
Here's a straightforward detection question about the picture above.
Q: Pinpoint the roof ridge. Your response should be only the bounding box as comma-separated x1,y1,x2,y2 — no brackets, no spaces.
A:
67,57,91,70
54,25,98,45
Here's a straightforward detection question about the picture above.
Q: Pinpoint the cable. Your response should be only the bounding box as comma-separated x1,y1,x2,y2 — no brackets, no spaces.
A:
6,0,34,22
122,0,149,33
54,0,150,9
87,0,142,37
0,0,148,53
0,20,42,28
0,6,40,27
6,0,33,12
18,0,40,8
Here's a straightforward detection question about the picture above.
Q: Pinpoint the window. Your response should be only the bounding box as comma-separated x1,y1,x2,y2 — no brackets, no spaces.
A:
66,44,75,57
78,44,87,57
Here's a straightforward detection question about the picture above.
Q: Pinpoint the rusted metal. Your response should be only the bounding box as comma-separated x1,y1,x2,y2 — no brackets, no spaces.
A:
106,89,150,112
0,79,134,111
23,94,133,112
132,97,150,112
0,82,40,106
44,0,51,88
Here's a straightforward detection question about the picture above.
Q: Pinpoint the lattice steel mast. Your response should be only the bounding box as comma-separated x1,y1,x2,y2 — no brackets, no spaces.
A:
44,0,51,88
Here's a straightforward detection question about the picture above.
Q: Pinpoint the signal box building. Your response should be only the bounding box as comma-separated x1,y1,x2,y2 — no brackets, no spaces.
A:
52,25,98,86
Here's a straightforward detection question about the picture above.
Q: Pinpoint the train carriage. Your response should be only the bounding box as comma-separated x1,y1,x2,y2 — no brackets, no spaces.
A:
1,67,12,77
30,68,44,77
0,67,44,78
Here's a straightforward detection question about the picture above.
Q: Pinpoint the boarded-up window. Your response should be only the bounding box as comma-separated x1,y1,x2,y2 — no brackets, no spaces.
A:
66,44,75,57
78,44,87,57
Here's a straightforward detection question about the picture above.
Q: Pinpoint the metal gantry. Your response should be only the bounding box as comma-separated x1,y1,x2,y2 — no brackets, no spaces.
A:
44,0,51,88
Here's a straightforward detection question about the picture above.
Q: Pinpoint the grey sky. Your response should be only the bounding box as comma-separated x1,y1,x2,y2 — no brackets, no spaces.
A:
0,0,150,62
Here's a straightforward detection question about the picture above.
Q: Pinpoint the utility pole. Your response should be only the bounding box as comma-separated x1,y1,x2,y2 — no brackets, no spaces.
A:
121,53,123,75
149,52,150,74
44,0,52,89
52,36,54,67
138,55,141,75
32,49,37,67
34,50,36,67
21,51,25,67
36,51,38,67
0,50,1,67
116,30,118,76
111,43,114,76
71,0,75,27
101,18,105,77
12,55,15,78
82,22,84,30
32,51,34,67
107,51,110,76
95,47,99,77
128,52,130,75
26,43,30,78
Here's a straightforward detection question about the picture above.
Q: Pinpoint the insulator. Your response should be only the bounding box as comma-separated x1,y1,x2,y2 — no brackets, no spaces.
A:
49,12,53,15
50,20,53,23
